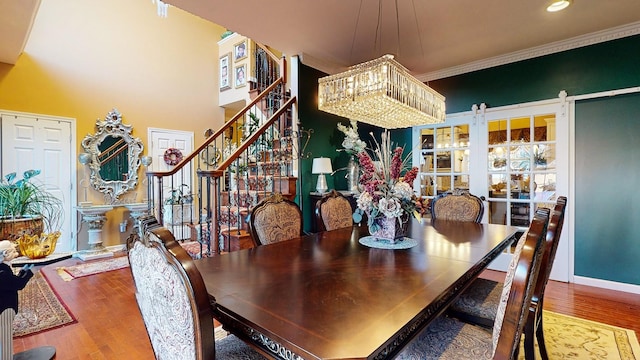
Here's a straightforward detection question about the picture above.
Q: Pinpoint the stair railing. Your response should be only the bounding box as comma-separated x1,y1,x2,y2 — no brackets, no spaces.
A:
146,53,297,256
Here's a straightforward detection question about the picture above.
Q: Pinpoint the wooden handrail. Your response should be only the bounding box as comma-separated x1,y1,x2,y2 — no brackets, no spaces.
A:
147,75,286,177
217,96,296,170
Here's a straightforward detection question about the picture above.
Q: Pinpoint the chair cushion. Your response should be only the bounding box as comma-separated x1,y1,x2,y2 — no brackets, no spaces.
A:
129,238,198,360
432,194,482,222
217,334,267,359
395,315,493,360
253,201,301,245
320,196,353,230
449,278,502,328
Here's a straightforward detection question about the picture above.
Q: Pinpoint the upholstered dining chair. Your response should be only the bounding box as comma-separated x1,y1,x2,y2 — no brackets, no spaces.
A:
447,196,567,360
248,192,303,246
314,190,353,232
127,218,267,360
395,207,550,360
430,189,484,222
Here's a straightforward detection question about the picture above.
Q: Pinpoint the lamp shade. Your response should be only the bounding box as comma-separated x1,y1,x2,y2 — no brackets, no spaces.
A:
312,157,333,174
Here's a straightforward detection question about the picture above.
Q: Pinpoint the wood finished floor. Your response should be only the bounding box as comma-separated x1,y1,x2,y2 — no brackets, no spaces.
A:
12,258,640,359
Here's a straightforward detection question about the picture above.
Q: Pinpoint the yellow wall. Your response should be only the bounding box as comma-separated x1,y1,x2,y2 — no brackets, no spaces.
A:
0,0,226,248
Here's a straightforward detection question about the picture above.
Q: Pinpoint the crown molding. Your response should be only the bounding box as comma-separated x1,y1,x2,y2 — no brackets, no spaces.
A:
416,21,640,82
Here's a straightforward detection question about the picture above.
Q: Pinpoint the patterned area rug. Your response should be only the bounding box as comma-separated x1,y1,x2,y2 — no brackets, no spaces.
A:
13,271,76,337
56,256,129,281
518,311,640,360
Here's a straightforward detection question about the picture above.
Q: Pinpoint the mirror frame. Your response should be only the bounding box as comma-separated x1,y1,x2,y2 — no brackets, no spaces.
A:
81,108,144,203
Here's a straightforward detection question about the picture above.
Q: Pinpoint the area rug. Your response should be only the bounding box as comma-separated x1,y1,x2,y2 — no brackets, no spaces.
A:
13,271,76,338
516,311,640,360
212,312,640,359
56,256,129,281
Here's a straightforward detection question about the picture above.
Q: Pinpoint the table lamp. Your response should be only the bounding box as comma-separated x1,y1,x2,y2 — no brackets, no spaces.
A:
312,157,332,194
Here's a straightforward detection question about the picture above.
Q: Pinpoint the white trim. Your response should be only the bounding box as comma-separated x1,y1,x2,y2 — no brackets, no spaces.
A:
567,86,640,101
573,276,640,295
567,100,576,284
417,21,640,82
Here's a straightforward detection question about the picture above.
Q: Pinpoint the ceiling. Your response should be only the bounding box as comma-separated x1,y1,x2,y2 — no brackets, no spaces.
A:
2,0,640,80
169,0,640,80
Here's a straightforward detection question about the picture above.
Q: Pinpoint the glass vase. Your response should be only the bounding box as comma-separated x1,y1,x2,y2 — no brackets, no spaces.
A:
369,214,409,243
347,156,360,194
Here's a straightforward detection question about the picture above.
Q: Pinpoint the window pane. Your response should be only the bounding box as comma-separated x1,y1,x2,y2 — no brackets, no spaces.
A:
421,128,434,150
488,119,507,145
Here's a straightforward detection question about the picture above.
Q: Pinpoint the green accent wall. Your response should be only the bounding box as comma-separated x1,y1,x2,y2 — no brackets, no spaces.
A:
298,34,640,284
298,62,413,232
574,93,640,285
431,35,640,112
427,34,640,285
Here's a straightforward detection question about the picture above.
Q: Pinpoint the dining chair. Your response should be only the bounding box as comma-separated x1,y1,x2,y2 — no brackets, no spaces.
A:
395,207,550,360
314,189,353,232
247,192,303,246
430,189,484,222
448,196,567,360
127,218,267,360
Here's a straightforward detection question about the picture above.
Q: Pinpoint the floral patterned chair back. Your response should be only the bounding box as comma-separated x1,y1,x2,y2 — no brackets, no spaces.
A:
430,189,484,222
315,190,353,231
248,193,303,246
128,219,215,360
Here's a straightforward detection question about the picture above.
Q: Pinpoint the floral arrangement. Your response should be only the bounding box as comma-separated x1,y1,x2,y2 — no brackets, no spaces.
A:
337,120,366,156
353,132,424,234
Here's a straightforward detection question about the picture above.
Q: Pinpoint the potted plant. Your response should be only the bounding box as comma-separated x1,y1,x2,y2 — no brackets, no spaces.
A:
0,170,63,256
163,184,194,226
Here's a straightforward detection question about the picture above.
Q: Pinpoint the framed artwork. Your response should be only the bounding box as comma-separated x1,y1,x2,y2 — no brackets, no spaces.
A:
235,64,247,88
234,40,248,62
219,53,231,91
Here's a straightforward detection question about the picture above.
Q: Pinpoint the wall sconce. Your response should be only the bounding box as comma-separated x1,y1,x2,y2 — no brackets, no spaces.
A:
312,157,332,194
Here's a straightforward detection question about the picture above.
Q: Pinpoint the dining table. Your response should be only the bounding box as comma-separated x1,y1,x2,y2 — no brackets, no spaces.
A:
195,218,519,360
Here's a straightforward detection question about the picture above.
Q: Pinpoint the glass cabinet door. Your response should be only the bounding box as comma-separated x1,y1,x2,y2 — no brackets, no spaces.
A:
414,120,473,202
486,113,557,227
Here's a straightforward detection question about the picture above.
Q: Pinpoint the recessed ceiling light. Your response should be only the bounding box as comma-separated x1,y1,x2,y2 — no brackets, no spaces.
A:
547,0,572,12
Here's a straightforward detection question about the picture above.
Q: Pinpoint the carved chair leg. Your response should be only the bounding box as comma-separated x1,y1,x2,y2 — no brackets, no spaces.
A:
523,315,536,360
536,310,550,360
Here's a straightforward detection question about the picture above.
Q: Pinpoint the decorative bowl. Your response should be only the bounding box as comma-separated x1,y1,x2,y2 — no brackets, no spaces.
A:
17,232,61,259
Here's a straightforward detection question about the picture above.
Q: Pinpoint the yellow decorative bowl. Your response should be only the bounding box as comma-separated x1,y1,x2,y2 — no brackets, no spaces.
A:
17,232,61,259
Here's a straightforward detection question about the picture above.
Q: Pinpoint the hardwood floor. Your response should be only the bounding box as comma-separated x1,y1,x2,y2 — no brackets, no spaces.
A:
12,258,640,359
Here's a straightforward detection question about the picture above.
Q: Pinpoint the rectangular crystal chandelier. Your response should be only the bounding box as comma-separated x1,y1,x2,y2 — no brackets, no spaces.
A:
318,54,446,129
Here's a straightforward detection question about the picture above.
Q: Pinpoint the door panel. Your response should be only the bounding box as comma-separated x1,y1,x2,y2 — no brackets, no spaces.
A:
1,114,75,253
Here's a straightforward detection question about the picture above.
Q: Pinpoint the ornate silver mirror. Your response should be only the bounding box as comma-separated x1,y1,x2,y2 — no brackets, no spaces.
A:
81,108,144,203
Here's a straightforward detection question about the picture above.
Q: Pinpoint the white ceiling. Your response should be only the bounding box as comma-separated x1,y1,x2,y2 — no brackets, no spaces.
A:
0,0,40,64
3,0,640,80
169,0,640,80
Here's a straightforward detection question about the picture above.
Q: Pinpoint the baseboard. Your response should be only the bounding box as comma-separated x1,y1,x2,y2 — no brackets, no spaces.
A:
573,275,640,295
106,244,127,253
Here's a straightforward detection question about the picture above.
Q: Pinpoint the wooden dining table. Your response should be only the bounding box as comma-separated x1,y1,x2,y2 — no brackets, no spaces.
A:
195,219,519,360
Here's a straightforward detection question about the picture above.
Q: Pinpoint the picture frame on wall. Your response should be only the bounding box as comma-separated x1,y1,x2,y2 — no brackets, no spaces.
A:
234,40,247,62
219,53,231,91
235,64,246,88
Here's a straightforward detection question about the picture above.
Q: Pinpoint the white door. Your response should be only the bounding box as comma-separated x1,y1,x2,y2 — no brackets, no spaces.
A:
1,113,76,253
412,98,569,282
148,128,194,239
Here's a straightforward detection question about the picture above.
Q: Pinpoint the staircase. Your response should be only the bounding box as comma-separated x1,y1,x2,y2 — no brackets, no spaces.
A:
145,44,299,257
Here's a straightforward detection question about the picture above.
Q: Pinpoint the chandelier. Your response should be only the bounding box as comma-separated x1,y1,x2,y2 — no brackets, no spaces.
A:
318,54,446,129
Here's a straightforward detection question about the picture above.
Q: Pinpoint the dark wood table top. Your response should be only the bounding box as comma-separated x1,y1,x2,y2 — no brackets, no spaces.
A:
195,219,518,360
